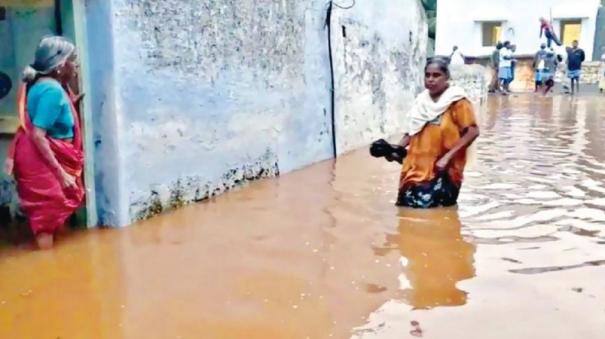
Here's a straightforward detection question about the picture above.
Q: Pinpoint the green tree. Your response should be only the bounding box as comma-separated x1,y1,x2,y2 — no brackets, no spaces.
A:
422,0,437,39
422,0,437,11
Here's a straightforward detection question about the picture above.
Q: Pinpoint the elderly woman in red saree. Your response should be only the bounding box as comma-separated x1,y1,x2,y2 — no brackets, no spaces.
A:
4,36,84,249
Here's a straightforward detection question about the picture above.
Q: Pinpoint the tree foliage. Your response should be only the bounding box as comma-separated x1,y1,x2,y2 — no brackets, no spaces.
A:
422,0,437,39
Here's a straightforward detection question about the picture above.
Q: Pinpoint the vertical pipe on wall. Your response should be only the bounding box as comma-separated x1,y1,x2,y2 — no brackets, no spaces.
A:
325,1,356,158
325,1,337,158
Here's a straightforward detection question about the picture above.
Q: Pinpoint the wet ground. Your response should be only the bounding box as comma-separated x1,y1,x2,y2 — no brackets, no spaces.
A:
1,94,605,338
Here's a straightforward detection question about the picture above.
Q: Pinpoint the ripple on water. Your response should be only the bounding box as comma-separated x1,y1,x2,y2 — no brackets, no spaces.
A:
3,95,605,339
401,95,605,337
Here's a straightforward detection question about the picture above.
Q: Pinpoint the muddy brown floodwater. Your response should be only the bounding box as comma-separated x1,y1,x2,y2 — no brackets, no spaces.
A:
1,95,605,339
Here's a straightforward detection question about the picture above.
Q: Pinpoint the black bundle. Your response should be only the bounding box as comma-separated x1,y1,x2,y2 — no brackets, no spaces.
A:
369,139,407,164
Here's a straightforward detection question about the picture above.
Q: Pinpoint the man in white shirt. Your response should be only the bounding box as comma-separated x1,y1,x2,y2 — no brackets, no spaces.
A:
450,46,465,65
498,41,514,94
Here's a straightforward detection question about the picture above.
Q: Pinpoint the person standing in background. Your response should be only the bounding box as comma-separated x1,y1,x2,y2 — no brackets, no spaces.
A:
4,36,85,250
510,44,518,81
450,46,465,65
566,40,585,95
533,43,548,92
498,41,514,95
489,42,503,93
541,48,559,96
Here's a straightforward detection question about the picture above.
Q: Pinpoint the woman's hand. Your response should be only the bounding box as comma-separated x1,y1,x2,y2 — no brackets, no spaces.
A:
60,170,77,189
398,134,411,148
435,155,451,172
74,93,85,107
30,127,77,189
4,158,14,176
435,126,480,173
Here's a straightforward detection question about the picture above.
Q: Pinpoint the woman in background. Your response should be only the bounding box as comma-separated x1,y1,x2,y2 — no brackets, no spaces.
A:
5,36,85,249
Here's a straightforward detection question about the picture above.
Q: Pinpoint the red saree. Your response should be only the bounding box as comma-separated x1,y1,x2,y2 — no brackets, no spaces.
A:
7,84,85,235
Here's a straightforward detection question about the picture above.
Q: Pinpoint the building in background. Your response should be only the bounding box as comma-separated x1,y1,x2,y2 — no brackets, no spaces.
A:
435,0,601,60
594,1,605,60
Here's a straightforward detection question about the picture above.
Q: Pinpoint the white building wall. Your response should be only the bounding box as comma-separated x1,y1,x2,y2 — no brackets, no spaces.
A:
90,0,428,226
331,0,427,154
436,0,601,60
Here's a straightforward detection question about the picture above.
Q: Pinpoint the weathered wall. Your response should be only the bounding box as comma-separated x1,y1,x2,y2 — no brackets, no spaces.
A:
0,0,429,227
510,58,536,92
449,65,491,108
579,62,604,84
554,62,603,84
83,0,123,226
331,0,427,154
105,0,335,225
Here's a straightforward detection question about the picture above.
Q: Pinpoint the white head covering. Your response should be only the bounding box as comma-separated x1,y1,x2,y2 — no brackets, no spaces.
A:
406,86,468,136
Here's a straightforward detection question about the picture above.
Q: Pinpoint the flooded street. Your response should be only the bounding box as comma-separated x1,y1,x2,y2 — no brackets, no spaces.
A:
1,95,605,338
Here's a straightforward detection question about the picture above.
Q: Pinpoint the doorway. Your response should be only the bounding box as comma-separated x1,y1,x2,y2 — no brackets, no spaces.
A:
560,19,582,47
0,0,96,235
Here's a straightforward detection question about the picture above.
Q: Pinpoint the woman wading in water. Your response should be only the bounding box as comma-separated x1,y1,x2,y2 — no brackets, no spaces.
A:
5,36,85,249
396,58,479,208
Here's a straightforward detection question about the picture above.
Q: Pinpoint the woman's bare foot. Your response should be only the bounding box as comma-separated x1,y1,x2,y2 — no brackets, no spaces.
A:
36,233,54,250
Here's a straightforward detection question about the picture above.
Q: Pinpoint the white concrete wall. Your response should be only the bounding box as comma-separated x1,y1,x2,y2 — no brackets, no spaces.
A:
106,0,334,225
331,0,427,154
449,65,492,108
436,0,601,60
0,0,430,226
93,0,428,226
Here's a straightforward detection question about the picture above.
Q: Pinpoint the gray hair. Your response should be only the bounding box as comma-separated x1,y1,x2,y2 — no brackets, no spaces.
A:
22,36,75,84
425,56,451,78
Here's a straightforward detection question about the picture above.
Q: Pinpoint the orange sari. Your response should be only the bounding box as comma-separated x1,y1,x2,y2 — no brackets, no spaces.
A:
400,99,477,190
396,99,477,208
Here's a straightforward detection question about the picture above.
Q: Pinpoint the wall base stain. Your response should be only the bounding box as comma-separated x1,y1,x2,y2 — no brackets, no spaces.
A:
1,0,440,227
130,150,280,222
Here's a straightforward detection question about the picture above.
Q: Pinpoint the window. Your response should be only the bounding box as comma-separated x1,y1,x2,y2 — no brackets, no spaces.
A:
482,22,503,47
560,19,582,46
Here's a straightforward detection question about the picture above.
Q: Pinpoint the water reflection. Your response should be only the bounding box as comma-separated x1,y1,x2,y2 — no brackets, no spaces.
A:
376,207,475,309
